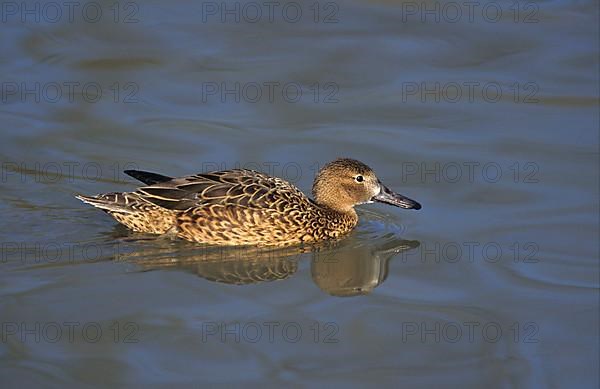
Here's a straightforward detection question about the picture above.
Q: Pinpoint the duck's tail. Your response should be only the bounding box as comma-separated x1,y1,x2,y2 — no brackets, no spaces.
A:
75,192,177,234
75,169,173,212
75,193,137,213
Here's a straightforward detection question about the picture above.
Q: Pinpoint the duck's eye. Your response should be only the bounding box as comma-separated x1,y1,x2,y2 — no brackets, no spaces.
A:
355,175,364,183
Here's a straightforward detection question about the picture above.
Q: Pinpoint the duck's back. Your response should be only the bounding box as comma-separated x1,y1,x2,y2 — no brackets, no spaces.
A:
138,169,305,209
140,169,317,245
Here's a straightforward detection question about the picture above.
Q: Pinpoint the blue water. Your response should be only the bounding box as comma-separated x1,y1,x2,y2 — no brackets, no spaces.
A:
0,0,598,387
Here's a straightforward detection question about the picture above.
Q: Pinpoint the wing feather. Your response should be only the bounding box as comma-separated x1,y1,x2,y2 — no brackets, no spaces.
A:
133,169,306,211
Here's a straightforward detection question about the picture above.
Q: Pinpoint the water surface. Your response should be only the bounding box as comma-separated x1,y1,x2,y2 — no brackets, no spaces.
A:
1,0,598,387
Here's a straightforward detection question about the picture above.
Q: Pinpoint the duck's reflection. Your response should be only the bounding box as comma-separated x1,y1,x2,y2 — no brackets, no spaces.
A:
120,237,419,297
311,239,419,297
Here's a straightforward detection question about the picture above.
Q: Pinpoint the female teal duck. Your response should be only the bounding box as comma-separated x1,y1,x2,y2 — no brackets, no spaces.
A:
76,158,421,246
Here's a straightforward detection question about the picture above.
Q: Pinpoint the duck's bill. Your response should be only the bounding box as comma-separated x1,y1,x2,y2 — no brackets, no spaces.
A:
373,184,422,210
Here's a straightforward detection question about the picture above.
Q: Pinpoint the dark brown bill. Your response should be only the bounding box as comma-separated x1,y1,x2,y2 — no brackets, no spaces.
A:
373,183,422,210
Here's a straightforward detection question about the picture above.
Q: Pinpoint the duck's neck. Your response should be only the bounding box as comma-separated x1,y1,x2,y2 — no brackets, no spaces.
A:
314,203,359,236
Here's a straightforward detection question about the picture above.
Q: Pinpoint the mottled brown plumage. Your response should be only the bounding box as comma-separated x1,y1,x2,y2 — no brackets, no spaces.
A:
76,158,421,246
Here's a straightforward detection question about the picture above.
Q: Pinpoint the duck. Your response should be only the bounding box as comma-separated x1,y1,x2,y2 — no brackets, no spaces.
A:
75,158,421,246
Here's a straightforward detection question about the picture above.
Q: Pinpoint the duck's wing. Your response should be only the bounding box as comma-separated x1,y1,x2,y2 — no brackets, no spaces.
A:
124,170,173,185
136,169,306,211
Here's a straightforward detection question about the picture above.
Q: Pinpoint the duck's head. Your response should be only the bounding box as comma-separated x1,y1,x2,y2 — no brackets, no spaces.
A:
312,158,422,213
